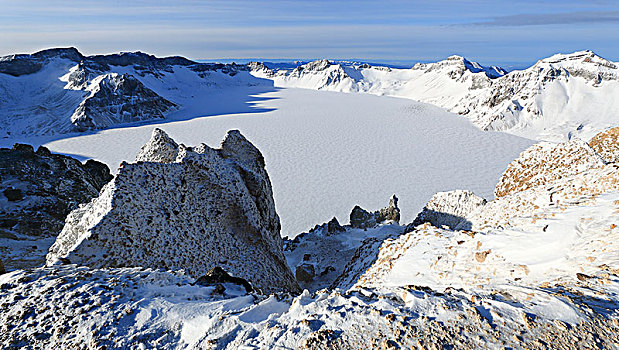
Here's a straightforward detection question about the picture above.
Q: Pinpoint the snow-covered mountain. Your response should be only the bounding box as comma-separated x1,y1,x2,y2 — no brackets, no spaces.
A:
0,48,264,137
1,48,617,141
251,50,619,141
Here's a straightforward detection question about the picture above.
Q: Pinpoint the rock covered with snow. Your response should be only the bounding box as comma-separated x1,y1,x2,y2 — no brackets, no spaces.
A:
0,144,112,270
410,190,487,230
70,73,177,131
135,127,179,163
494,138,604,197
413,55,505,81
588,126,619,163
46,128,300,294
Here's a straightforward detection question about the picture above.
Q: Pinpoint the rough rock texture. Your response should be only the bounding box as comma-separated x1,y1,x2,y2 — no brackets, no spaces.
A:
494,138,604,197
589,126,619,163
0,144,112,270
410,190,487,230
295,263,315,283
46,128,300,294
135,127,179,163
350,195,400,229
70,73,177,131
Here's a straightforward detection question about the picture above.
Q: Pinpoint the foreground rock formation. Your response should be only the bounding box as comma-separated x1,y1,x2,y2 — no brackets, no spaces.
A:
1,128,618,349
46,128,300,294
0,144,112,270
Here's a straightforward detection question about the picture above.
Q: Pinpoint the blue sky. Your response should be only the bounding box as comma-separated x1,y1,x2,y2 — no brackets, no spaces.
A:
1,0,618,68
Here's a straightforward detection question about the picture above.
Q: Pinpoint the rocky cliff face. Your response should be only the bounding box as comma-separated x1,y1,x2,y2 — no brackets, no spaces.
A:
70,73,177,131
0,144,112,270
46,128,300,294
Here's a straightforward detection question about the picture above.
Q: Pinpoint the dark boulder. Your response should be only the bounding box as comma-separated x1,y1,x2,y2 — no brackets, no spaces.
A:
193,267,253,293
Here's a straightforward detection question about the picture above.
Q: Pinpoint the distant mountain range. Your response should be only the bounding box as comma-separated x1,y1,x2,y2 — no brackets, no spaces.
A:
1,48,617,141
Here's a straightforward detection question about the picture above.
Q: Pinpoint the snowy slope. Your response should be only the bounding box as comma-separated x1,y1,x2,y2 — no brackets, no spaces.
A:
2,48,617,142
251,51,619,141
0,48,270,137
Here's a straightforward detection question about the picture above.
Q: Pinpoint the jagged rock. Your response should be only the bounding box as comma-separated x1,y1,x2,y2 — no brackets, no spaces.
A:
350,195,401,229
296,263,315,283
70,73,177,131
193,266,252,293
0,259,4,275
350,206,375,229
376,195,400,224
411,190,486,230
309,217,345,235
495,139,604,197
0,144,112,271
0,144,113,237
135,128,179,163
46,129,300,294
589,127,619,163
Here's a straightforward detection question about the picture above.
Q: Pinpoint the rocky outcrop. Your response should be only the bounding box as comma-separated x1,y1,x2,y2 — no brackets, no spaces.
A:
350,195,400,229
46,128,300,294
308,217,345,235
0,144,112,271
494,138,604,197
411,190,486,230
70,73,177,131
0,144,111,238
589,127,619,163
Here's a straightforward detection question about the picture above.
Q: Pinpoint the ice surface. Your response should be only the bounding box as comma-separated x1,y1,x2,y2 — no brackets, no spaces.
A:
0,88,533,236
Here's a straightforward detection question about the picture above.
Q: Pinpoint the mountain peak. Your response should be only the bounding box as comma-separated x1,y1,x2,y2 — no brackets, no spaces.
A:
536,50,617,69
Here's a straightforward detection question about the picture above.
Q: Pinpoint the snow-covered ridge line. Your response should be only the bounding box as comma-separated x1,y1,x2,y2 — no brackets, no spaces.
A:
2,47,617,141
251,50,619,141
0,47,255,137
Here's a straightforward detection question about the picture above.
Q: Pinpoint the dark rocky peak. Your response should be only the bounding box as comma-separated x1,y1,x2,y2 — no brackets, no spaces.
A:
89,51,196,69
31,47,84,62
0,47,83,77
350,195,401,229
308,217,345,236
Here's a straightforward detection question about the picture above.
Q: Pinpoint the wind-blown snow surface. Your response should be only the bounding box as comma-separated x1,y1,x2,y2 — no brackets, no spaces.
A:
1,89,534,236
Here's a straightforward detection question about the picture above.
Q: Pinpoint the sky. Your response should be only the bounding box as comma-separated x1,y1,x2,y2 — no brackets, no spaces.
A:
1,0,619,68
